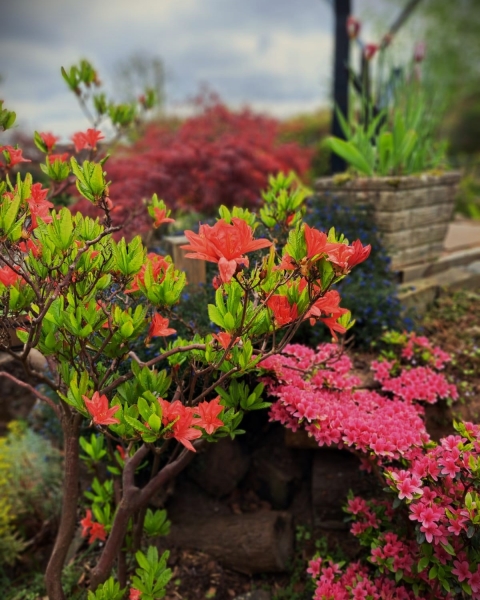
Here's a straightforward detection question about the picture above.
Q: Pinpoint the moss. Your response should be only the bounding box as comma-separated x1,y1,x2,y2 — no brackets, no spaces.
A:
332,172,353,186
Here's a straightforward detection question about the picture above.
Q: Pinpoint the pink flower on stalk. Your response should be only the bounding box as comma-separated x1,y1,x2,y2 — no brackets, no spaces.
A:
129,589,142,600
364,43,379,61
82,391,120,426
414,42,426,63
346,16,361,39
469,566,480,593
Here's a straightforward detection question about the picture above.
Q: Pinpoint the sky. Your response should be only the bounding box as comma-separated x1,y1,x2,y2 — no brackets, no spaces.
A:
0,0,405,138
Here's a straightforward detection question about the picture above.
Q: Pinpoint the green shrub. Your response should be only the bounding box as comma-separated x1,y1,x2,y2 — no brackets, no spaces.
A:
0,421,63,565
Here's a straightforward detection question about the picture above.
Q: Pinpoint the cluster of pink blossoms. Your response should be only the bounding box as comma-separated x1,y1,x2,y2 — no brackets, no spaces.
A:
307,556,426,600
262,344,431,461
371,333,457,404
264,337,480,598
372,362,458,404
400,333,451,369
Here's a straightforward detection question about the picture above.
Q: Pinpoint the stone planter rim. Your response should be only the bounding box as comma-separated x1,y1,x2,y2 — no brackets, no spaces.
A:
315,170,462,192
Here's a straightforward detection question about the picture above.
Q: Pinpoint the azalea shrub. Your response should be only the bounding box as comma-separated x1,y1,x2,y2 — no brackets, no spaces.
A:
0,72,370,599
72,91,314,239
263,333,480,599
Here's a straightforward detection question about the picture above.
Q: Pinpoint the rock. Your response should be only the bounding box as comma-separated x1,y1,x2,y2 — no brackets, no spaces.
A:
311,449,377,527
165,478,231,522
187,437,250,497
164,511,293,574
248,427,310,509
26,348,48,373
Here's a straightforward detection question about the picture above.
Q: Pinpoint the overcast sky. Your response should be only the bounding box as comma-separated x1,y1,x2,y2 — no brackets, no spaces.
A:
0,0,406,138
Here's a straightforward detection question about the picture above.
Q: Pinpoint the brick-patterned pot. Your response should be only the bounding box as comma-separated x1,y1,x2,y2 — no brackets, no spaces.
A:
315,172,461,271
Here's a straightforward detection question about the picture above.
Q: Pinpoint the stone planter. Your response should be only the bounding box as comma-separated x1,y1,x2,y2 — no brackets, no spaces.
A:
315,172,461,271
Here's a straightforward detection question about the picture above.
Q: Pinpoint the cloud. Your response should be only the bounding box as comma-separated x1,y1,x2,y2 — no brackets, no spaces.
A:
0,0,334,135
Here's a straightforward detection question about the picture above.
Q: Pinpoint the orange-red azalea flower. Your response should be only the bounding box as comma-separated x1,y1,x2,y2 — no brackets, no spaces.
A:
1,145,31,167
127,253,171,293
152,207,175,228
18,239,42,258
195,396,224,435
148,314,176,338
39,132,59,152
48,152,69,163
182,218,272,283
304,224,328,259
80,509,107,544
71,129,104,152
0,265,22,287
212,331,238,350
26,183,53,229
82,391,120,426
158,399,202,452
267,295,299,326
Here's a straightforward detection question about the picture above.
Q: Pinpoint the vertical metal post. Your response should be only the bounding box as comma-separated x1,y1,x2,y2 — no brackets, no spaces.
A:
331,0,351,174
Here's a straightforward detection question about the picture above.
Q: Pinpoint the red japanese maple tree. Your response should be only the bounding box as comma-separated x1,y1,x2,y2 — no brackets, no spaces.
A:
72,95,313,238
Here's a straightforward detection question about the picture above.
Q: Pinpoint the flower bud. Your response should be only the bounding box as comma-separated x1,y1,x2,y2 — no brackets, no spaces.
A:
413,42,426,63
364,43,379,61
347,16,361,40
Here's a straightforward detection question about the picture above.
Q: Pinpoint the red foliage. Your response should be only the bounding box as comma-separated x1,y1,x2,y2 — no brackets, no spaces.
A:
72,98,313,239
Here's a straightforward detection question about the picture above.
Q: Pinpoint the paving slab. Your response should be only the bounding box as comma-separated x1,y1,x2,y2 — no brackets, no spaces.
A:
443,219,480,252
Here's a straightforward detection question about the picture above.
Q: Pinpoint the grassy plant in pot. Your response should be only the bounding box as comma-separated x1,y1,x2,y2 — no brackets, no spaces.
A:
318,67,460,274
318,104,460,273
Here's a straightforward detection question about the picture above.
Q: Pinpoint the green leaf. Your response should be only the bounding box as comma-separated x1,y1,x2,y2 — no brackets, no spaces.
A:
89,163,106,195
326,137,373,176
2,194,21,234
399,129,418,165
378,131,393,175
223,312,235,332
137,397,152,422
440,542,455,556
417,556,429,572
33,131,48,153
123,413,151,434
15,328,29,344
208,305,225,328
148,413,161,432
120,321,134,338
